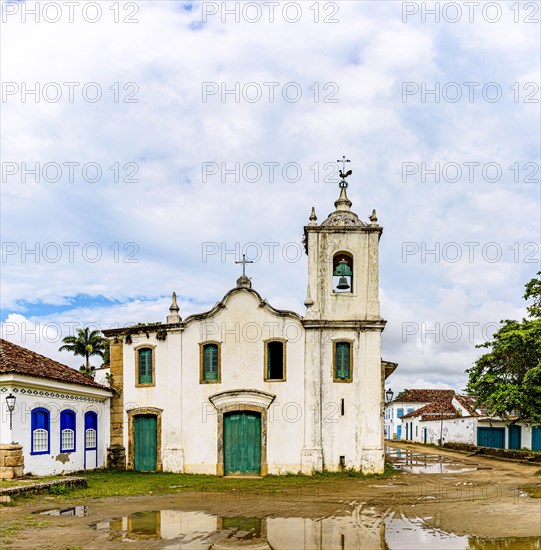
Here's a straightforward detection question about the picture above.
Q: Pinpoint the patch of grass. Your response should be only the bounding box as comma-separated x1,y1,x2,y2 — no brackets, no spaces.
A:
0,518,51,545
520,484,541,498
10,462,396,504
48,484,70,495
534,469,541,476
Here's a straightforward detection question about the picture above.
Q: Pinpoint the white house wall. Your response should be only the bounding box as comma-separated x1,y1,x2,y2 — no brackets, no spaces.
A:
0,382,110,476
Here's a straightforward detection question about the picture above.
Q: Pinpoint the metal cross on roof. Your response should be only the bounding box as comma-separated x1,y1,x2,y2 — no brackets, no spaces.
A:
336,155,352,189
235,254,254,277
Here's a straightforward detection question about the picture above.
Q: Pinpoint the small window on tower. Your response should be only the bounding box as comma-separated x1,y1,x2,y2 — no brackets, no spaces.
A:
333,253,353,293
334,341,352,382
265,340,285,381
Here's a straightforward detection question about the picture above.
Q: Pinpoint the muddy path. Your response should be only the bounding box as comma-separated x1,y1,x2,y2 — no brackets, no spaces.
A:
2,443,540,549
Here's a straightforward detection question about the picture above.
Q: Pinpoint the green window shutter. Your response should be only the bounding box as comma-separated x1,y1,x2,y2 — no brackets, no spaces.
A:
335,343,351,379
138,349,153,384
204,344,219,381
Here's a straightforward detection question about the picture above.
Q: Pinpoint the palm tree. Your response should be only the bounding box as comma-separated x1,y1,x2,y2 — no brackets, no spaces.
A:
59,327,107,374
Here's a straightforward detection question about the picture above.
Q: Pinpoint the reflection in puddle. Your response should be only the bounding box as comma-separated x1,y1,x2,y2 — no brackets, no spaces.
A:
385,446,493,475
94,508,541,549
38,505,88,517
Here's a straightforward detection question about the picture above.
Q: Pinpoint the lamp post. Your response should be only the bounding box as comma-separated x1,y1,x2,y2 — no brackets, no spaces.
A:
439,409,444,447
385,388,394,403
6,393,16,430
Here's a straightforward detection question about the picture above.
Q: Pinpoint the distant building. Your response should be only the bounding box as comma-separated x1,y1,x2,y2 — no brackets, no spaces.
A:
384,389,455,440
0,339,112,478
395,389,541,451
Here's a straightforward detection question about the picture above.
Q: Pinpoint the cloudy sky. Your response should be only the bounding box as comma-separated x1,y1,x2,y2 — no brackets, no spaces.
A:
1,0,539,394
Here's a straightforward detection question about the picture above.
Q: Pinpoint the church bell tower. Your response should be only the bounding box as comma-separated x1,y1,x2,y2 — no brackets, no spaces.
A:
301,157,387,474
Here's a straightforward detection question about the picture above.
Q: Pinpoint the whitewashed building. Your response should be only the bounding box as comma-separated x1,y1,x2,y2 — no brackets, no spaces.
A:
384,389,455,440
103,180,397,475
397,391,541,451
0,339,112,478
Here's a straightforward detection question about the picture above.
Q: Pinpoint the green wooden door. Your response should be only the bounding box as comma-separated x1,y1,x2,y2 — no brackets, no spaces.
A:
134,415,157,471
224,412,261,475
508,425,521,450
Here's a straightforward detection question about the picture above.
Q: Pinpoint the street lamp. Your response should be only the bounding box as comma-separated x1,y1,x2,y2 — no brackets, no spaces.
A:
6,393,16,430
385,388,394,403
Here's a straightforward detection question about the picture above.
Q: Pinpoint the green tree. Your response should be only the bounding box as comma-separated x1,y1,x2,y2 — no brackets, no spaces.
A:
59,327,108,375
466,272,541,424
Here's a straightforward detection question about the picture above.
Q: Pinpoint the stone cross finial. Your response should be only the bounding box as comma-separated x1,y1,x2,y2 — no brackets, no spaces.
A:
235,254,254,277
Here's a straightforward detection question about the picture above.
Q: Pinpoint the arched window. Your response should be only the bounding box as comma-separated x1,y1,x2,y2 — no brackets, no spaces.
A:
84,411,98,450
60,409,76,452
31,408,50,455
138,348,153,385
200,342,220,383
333,253,353,293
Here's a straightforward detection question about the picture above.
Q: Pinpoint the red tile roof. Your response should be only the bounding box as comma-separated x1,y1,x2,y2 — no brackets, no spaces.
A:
402,398,457,419
392,389,455,404
0,339,110,391
454,394,480,415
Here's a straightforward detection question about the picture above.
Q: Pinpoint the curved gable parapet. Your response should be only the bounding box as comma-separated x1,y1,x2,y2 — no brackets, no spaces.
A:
183,286,303,326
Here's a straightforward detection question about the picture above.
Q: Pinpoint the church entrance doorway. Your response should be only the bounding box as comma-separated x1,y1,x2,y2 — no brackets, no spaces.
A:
134,414,157,471
224,411,261,475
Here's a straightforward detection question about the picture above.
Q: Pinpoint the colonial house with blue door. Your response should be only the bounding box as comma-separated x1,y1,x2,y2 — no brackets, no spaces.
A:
384,389,455,440
0,339,112,478
103,177,397,475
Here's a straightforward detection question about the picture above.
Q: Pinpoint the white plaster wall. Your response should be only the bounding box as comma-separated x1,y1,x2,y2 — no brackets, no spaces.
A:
384,402,427,439
121,290,306,474
402,417,476,445
181,291,306,474
474,420,534,449
0,384,109,476
320,329,383,472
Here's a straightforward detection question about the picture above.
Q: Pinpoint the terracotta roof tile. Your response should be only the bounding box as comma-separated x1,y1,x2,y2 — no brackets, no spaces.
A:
392,389,455,404
0,339,110,391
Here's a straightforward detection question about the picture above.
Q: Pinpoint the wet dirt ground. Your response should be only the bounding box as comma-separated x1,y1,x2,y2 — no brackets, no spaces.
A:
2,442,540,549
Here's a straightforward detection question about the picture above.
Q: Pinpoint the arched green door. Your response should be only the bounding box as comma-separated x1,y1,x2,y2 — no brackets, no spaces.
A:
134,415,157,471
224,411,261,475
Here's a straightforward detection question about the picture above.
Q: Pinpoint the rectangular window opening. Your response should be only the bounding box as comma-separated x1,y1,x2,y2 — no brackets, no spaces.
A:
341,398,345,416
267,341,284,380
203,343,219,382
335,342,351,380
339,455,346,469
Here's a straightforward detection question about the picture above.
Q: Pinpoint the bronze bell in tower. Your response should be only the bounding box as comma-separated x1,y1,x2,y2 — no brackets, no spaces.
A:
337,276,350,290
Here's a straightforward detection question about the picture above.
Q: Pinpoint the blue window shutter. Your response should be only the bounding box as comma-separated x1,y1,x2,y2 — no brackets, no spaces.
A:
31,408,50,454
84,411,98,450
85,411,97,431
60,410,76,452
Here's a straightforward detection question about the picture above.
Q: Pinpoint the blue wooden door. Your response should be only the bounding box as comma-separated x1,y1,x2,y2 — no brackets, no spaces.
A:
532,427,541,451
477,427,505,449
397,425,402,441
423,427,427,444
224,412,261,475
508,425,521,450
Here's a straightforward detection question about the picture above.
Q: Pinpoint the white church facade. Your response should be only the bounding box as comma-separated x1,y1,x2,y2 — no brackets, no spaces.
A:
103,178,396,475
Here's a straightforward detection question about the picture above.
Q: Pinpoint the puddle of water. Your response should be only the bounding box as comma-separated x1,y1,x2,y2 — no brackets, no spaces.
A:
385,446,492,474
38,505,89,517
92,508,541,549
